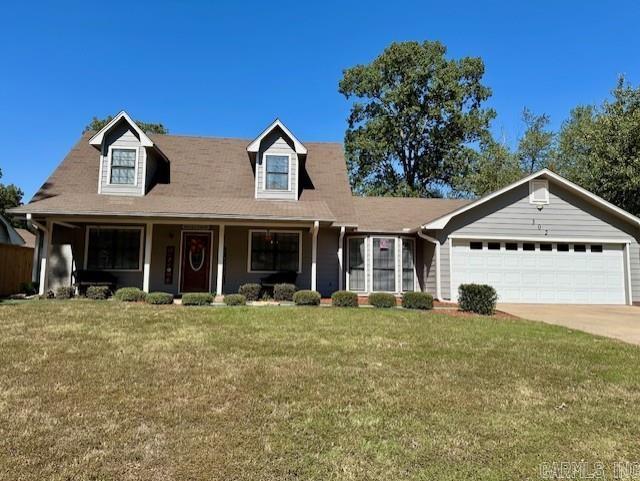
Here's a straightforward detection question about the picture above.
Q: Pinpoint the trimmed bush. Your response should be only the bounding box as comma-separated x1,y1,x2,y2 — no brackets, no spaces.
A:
238,283,261,302
368,292,396,308
402,292,434,310
43,290,55,299
181,292,213,306
274,283,296,302
146,292,174,305
55,286,74,299
331,290,359,307
293,290,321,306
224,294,246,306
86,286,111,300
114,287,146,302
458,284,498,315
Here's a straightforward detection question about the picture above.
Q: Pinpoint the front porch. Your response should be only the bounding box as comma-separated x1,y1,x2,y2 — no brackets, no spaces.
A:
32,219,339,298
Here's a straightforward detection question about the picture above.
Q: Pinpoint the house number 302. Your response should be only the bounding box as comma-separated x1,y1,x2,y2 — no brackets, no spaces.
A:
532,218,549,236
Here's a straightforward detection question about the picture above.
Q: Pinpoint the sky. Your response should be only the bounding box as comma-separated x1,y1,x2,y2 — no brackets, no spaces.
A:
1,0,639,200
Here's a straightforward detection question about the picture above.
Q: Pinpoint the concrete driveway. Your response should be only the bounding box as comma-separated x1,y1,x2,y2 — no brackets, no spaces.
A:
498,304,640,345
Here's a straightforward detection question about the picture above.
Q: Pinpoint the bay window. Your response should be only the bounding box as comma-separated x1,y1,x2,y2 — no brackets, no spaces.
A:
402,238,415,292
372,237,396,291
249,230,301,272
86,226,143,271
347,237,366,291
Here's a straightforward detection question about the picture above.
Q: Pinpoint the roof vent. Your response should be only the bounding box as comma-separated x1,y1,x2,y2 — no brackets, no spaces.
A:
529,179,549,205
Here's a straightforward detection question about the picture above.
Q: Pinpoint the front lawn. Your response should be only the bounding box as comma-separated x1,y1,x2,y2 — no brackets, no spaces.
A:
1,301,639,480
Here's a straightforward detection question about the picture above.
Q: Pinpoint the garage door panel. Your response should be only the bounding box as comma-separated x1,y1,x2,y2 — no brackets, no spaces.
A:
452,241,626,304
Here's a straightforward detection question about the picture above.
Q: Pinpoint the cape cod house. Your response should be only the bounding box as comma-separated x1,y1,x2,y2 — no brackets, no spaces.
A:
10,111,640,305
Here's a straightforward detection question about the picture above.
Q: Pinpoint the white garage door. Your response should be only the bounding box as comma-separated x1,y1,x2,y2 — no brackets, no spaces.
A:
451,240,626,304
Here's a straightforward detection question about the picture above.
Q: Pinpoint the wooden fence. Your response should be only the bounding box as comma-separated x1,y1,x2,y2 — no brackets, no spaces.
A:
0,244,33,296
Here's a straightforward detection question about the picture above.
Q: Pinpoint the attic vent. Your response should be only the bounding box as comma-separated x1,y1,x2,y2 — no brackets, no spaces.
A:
529,179,549,205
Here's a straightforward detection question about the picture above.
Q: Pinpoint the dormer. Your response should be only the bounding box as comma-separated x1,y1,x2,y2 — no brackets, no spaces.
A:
247,119,307,201
90,111,166,197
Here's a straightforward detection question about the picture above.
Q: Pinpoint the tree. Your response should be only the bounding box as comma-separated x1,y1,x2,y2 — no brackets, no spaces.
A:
83,116,168,134
516,108,555,173
454,137,522,197
0,168,24,227
555,77,640,215
339,41,495,197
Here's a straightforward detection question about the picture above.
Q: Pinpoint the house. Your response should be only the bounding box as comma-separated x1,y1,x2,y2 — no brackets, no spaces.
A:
9,111,640,305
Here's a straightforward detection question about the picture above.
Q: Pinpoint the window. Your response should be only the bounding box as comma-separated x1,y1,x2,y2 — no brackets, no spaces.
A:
591,244,603,253
488,242,501,250
540,243,552,251
574,244,586,252
249,231,300,272
348,237,366,291
372,237,395,291
401,238,415,292
523,243,535,251
86,227,142,270
505,243,518,251
264,154,289,190
110,148,137,185
529,179,549,204
470,242,483,250
557,243,569,252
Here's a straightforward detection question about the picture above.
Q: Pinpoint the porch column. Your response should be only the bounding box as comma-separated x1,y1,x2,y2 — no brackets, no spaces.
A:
216,224,225,296
38,220,52,295
338,226,345,291
311,221,319,291
143,223,153,293
31,229,41,283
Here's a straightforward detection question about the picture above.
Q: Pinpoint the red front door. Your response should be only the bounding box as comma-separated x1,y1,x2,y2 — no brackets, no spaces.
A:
181,232,211,292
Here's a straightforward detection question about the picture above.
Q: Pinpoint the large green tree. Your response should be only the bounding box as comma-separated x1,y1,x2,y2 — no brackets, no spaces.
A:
0,168,24,227
339,41,494,197
516,108,555,174
83,116,168,135
555,77,640,215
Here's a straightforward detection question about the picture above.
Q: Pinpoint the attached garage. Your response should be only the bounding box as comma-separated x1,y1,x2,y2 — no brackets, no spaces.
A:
451,239,628,304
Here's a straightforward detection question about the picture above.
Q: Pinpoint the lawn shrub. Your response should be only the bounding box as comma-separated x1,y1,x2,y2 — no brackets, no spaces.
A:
293,290,321,306
458,283,498,315
238,283,261,301
273,283,296,302
114,287,146,302
43,290,55,299
331,290,358,307
146,292,174,305
181,292,213,306
86,286,111,300
55,286,74,299
368,292,396,308
402,292,434,310
224,294,246,306
19,281,37,295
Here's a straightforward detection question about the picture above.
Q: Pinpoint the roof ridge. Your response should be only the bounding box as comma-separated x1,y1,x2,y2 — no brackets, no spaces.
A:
148,132,343,146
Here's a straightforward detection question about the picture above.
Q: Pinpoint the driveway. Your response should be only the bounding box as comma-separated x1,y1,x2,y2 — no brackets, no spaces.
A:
498,304,640,345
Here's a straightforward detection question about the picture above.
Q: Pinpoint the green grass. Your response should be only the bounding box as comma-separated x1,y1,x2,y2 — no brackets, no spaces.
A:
1,300,639,480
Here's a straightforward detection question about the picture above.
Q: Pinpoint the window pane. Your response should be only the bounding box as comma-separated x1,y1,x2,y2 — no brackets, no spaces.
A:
348,237,365,291
251,231,299,271
87,228,141,270
373,238,395,292
111,149,136,185
402,239,414,292
265,155,289,190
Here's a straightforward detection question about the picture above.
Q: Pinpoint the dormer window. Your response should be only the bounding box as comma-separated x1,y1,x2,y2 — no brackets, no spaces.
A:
264,154,290,190
109,147,137,185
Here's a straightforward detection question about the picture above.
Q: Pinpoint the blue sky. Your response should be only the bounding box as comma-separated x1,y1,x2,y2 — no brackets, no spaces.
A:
1,0,639,199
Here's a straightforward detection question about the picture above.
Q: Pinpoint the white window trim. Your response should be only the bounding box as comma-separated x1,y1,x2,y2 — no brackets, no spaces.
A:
262,153,292,192
107,145,139,187
178,229,214,294
83,225,144,272
247,229,302,274
400,237,417,292
346,235,367,292
529,179,549,205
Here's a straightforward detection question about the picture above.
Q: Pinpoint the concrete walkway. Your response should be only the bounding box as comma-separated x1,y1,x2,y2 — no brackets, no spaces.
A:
498,304,640,345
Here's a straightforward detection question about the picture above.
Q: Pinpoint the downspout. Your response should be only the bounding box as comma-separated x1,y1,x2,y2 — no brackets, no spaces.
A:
338,226,345,291
417,230,442,301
